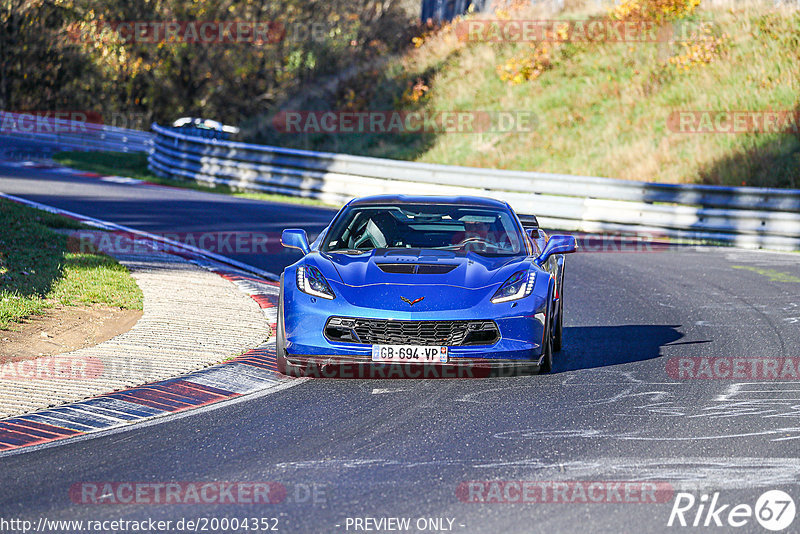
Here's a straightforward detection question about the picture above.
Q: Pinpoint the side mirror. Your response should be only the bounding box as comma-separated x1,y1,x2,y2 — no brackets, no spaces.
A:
534,235,577,266
281,229,310,255
526,228,540,240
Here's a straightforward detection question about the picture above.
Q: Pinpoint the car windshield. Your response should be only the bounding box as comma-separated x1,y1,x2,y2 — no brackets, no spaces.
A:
322,203,525,256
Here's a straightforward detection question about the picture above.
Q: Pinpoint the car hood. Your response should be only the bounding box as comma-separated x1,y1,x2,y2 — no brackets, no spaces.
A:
318,249,527,289
297,250,535,314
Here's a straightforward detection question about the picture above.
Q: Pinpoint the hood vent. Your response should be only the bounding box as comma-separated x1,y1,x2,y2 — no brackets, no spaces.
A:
377,263,458,275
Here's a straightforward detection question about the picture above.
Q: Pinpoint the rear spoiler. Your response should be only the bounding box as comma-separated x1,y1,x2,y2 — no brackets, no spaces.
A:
518,215,540,238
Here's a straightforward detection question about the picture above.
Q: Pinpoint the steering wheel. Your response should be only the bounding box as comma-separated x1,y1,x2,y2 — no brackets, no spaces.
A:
456,236,495,252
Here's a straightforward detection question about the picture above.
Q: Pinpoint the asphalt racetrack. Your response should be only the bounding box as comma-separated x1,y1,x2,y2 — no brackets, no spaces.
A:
2,139,800,533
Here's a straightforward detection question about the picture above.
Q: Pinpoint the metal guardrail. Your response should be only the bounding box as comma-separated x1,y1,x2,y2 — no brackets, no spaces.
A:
149,122,800,251
0,111,152,153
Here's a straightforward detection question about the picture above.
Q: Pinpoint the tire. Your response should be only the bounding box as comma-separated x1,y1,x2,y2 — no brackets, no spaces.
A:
275,275,286,375
276,274,291,376
553,264,565,352
277,277,305,377
539,286,555,374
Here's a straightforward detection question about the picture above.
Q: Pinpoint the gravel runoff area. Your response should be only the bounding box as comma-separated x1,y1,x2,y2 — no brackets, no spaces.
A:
0,244,271,419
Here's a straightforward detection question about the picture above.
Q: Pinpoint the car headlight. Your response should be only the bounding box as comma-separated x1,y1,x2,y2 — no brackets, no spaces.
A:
491,270,535,303
296,265,335,300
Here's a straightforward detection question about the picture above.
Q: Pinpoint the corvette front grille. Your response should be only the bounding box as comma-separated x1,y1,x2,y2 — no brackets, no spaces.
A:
325,317,499,346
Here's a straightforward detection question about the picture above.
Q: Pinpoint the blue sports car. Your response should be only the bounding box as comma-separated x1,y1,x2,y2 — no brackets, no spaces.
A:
278,195,576,377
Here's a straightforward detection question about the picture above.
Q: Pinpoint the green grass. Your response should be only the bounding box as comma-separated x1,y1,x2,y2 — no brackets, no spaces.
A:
0,199,143,330
242,4,800,188
731,265,800,282
53,151,334,207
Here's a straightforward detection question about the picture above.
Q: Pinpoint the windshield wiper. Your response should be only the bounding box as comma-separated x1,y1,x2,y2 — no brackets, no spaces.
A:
328,249,368,255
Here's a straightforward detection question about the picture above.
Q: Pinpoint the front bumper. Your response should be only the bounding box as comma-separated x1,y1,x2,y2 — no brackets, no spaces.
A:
284,355,541,378
283,277,550,365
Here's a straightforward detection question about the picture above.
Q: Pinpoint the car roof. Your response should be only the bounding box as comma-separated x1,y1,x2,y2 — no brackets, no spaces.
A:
347,195,509,209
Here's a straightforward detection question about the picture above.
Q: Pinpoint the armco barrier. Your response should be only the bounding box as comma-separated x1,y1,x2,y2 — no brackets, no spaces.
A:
148,122,800,250
0,111,152,153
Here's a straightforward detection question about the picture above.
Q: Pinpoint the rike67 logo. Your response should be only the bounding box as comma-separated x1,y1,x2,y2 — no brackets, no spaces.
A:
668,490,796,531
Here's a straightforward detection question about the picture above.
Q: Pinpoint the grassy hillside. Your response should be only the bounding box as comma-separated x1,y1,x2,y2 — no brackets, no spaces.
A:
243,1,799,188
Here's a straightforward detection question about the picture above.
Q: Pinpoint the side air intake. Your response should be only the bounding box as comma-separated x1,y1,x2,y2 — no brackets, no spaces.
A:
376,264,457,274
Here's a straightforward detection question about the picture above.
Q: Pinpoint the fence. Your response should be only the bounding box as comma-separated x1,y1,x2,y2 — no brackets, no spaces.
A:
148,122,800,250
0,111,152,153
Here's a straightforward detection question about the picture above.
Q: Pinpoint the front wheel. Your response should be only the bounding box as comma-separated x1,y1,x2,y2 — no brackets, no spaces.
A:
276,276,304,377
538,292,554,374
553,263,565,352
276,275,289,375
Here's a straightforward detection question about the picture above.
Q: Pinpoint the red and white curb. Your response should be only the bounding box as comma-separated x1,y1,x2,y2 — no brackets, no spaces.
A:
0,193,296,454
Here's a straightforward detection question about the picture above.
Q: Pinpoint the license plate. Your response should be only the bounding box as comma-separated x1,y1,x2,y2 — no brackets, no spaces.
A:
371,345,449,363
